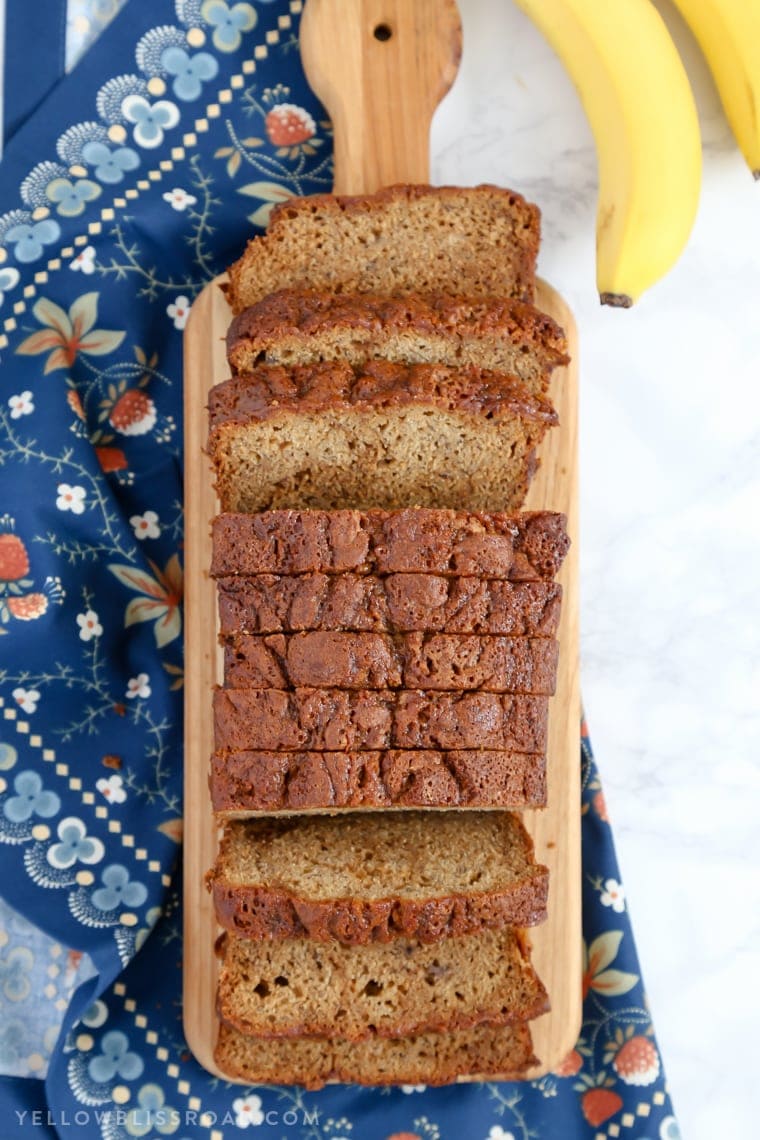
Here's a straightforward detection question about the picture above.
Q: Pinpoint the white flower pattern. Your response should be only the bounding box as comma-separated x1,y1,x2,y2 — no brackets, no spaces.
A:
129,511,160,540
126,674,151,700
11,688,40,714
232,1094,264,1127
7,391,34,419
96,775,127,804
69,246,96,274
56,484,86,515
600,878,626,913
76,610,102,641
162,188,197,211
166,296,190,330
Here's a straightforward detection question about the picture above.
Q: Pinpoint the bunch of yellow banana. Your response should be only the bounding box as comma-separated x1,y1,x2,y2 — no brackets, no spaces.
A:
670,0,760,176
513,0,760,307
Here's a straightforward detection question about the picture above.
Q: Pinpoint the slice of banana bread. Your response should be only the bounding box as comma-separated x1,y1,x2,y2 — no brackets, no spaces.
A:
214,1020,538,1088
217,926,548,1040
226,289,568,397
216,573,563,637
213,688,548,753
226,184,540,313
222,631,559,693
207,359,557,514
211,811,548,943
210,509,570,580
210,749,547,814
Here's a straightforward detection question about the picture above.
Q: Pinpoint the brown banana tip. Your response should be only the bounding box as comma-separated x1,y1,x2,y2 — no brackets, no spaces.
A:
599,292,634,309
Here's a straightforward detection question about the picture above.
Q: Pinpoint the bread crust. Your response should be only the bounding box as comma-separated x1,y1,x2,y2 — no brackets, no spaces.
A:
210,508,570,579
226,287,569,379
212,874,550,944
213,688,549,753
216,573,563,636
208,358,557,429
209,749,547,812
222,631,559,693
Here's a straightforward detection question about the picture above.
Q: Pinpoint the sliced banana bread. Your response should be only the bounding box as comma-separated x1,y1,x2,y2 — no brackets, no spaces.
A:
211,811,548,943
215,1020,538,1088
213,688,548,753
217,926,548,1039
207,359,557,514
210,509,570,580
210,749,547,814
226,183,540,313
226,289,568,397
216,573,563,637
222,631,559,693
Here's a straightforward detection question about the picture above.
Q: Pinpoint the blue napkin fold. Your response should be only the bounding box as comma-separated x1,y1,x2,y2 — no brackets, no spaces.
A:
0,2,680,1136
3,0,67,147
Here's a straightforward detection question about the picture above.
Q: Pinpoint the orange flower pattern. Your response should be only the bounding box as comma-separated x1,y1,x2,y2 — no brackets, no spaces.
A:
16,293,125,374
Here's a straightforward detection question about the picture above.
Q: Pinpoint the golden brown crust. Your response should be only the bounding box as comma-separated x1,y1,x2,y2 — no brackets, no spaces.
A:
213,875,550,944
265,182,539,229
207,359,557,429
226,288,569,375
209,749,547,812
222,631,559,693
216,573,563,637
213,688,549,753
210,508,570,579
210,812,549,943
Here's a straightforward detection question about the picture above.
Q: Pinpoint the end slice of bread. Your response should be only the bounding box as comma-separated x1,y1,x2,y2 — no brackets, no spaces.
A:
214,1019,538,1088
226,183,540,313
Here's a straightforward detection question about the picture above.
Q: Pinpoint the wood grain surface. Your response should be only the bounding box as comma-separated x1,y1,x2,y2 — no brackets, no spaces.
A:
183,0,579,1087
181,275,581,1082
300,0,462,194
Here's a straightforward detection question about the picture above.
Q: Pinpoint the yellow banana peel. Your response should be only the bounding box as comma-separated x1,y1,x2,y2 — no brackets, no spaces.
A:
513,0,702,306
670,0,760,178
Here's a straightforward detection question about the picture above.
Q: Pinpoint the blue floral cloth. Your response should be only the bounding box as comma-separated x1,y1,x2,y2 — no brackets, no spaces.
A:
0,2,680,1137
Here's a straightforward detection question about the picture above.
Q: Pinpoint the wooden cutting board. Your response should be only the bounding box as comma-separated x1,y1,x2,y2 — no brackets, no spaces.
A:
183,0,581,1083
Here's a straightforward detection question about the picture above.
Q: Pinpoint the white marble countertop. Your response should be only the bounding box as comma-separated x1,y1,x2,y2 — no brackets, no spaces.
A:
432,2,760,1136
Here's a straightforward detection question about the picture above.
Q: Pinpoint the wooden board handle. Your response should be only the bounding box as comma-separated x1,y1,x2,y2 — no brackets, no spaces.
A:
300,0,462,194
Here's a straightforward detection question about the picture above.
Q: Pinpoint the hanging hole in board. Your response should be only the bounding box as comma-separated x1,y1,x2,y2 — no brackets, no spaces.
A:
373,23,392,42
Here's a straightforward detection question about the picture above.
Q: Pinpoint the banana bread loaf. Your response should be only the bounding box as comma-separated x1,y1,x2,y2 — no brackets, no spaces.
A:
211,811,548,943
207,360,557,514
210,748,547,814
213,688,548,753
214,1020,538,1088
210,509,570,580
226,289,568,397
226,183,540,313
216,573,563,637
222,631,559,693
217,926,548,1040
